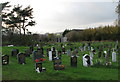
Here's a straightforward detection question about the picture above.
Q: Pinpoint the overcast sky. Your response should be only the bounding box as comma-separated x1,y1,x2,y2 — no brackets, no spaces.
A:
1,0,119,34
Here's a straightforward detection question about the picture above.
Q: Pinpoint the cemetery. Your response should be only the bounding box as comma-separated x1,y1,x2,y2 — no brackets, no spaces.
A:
2,41,119,80
1,1,120,81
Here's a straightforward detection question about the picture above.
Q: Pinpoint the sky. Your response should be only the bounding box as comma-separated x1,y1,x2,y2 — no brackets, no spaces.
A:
1,0,119,34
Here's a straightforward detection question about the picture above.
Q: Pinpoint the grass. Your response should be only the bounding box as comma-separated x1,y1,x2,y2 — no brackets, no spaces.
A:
2,41,119,80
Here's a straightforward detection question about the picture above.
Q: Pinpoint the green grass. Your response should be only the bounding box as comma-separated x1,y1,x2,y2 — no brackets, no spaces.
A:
2,41,119,80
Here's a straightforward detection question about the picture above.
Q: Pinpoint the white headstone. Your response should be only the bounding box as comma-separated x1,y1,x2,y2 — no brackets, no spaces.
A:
112,51,116,62
83,54,93,67
49,51,52,61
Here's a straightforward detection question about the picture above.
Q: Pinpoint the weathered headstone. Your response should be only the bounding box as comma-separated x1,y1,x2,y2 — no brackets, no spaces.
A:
2,55,9,65
17,53,26,64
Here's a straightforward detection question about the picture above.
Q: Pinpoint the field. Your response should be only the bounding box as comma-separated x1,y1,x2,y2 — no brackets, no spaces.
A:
2,41,119,80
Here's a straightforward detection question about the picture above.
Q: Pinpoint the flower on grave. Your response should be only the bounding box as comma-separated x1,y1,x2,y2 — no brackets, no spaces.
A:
35,59,39,63
40,58,46,61
35,58,46,63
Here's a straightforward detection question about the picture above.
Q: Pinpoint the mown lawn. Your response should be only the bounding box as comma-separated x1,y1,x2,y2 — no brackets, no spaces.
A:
2,42,119,80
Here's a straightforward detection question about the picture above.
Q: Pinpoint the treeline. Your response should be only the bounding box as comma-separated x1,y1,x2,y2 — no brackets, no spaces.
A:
65,26,120,42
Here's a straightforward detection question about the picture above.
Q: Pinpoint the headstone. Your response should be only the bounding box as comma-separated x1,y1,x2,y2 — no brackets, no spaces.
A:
35,62,42,73
67,50,71,56
33,49,43,61
2,55,9,65
62,47,66,54
83,54,93,67
112,49,116,62
11,49,19,57
84,45,86,51
49,51,52,61
53,57,65,70
52,50,56,60
71,56,78,67
25,49,31,57
17,53,26,64
58,50,62,59
35,58,46,73
88,42,91,51
104,50,111,66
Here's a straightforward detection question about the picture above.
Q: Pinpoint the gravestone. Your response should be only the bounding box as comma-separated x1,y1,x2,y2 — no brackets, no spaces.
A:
17,53,26,64
71,56,78,67
35,62,42,73
83,54,93,67
104,50,111,66
67,50,71,56
33,48,43,61
49,51,52,61
53,57,65,70
62,47,66,54
11,49,19,57
88,42,91,51
58,50,62,59
25,49,31,57
112,49,116,62
52,50,56,60
2,55,9,65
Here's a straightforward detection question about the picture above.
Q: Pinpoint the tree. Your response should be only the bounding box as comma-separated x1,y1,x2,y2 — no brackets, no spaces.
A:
4,5,36,35
116,0,120,26
62,29,71,37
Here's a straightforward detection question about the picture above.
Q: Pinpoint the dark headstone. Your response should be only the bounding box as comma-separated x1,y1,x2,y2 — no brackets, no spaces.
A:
52,50,56,60
58,50,62,59
35,63,42,72
2,55,9,65
33,50,43,61
25,49,31,57
62,47,66,54
18,53,26,64
11,49,19,56
71,56,77,67
53,57,64,70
